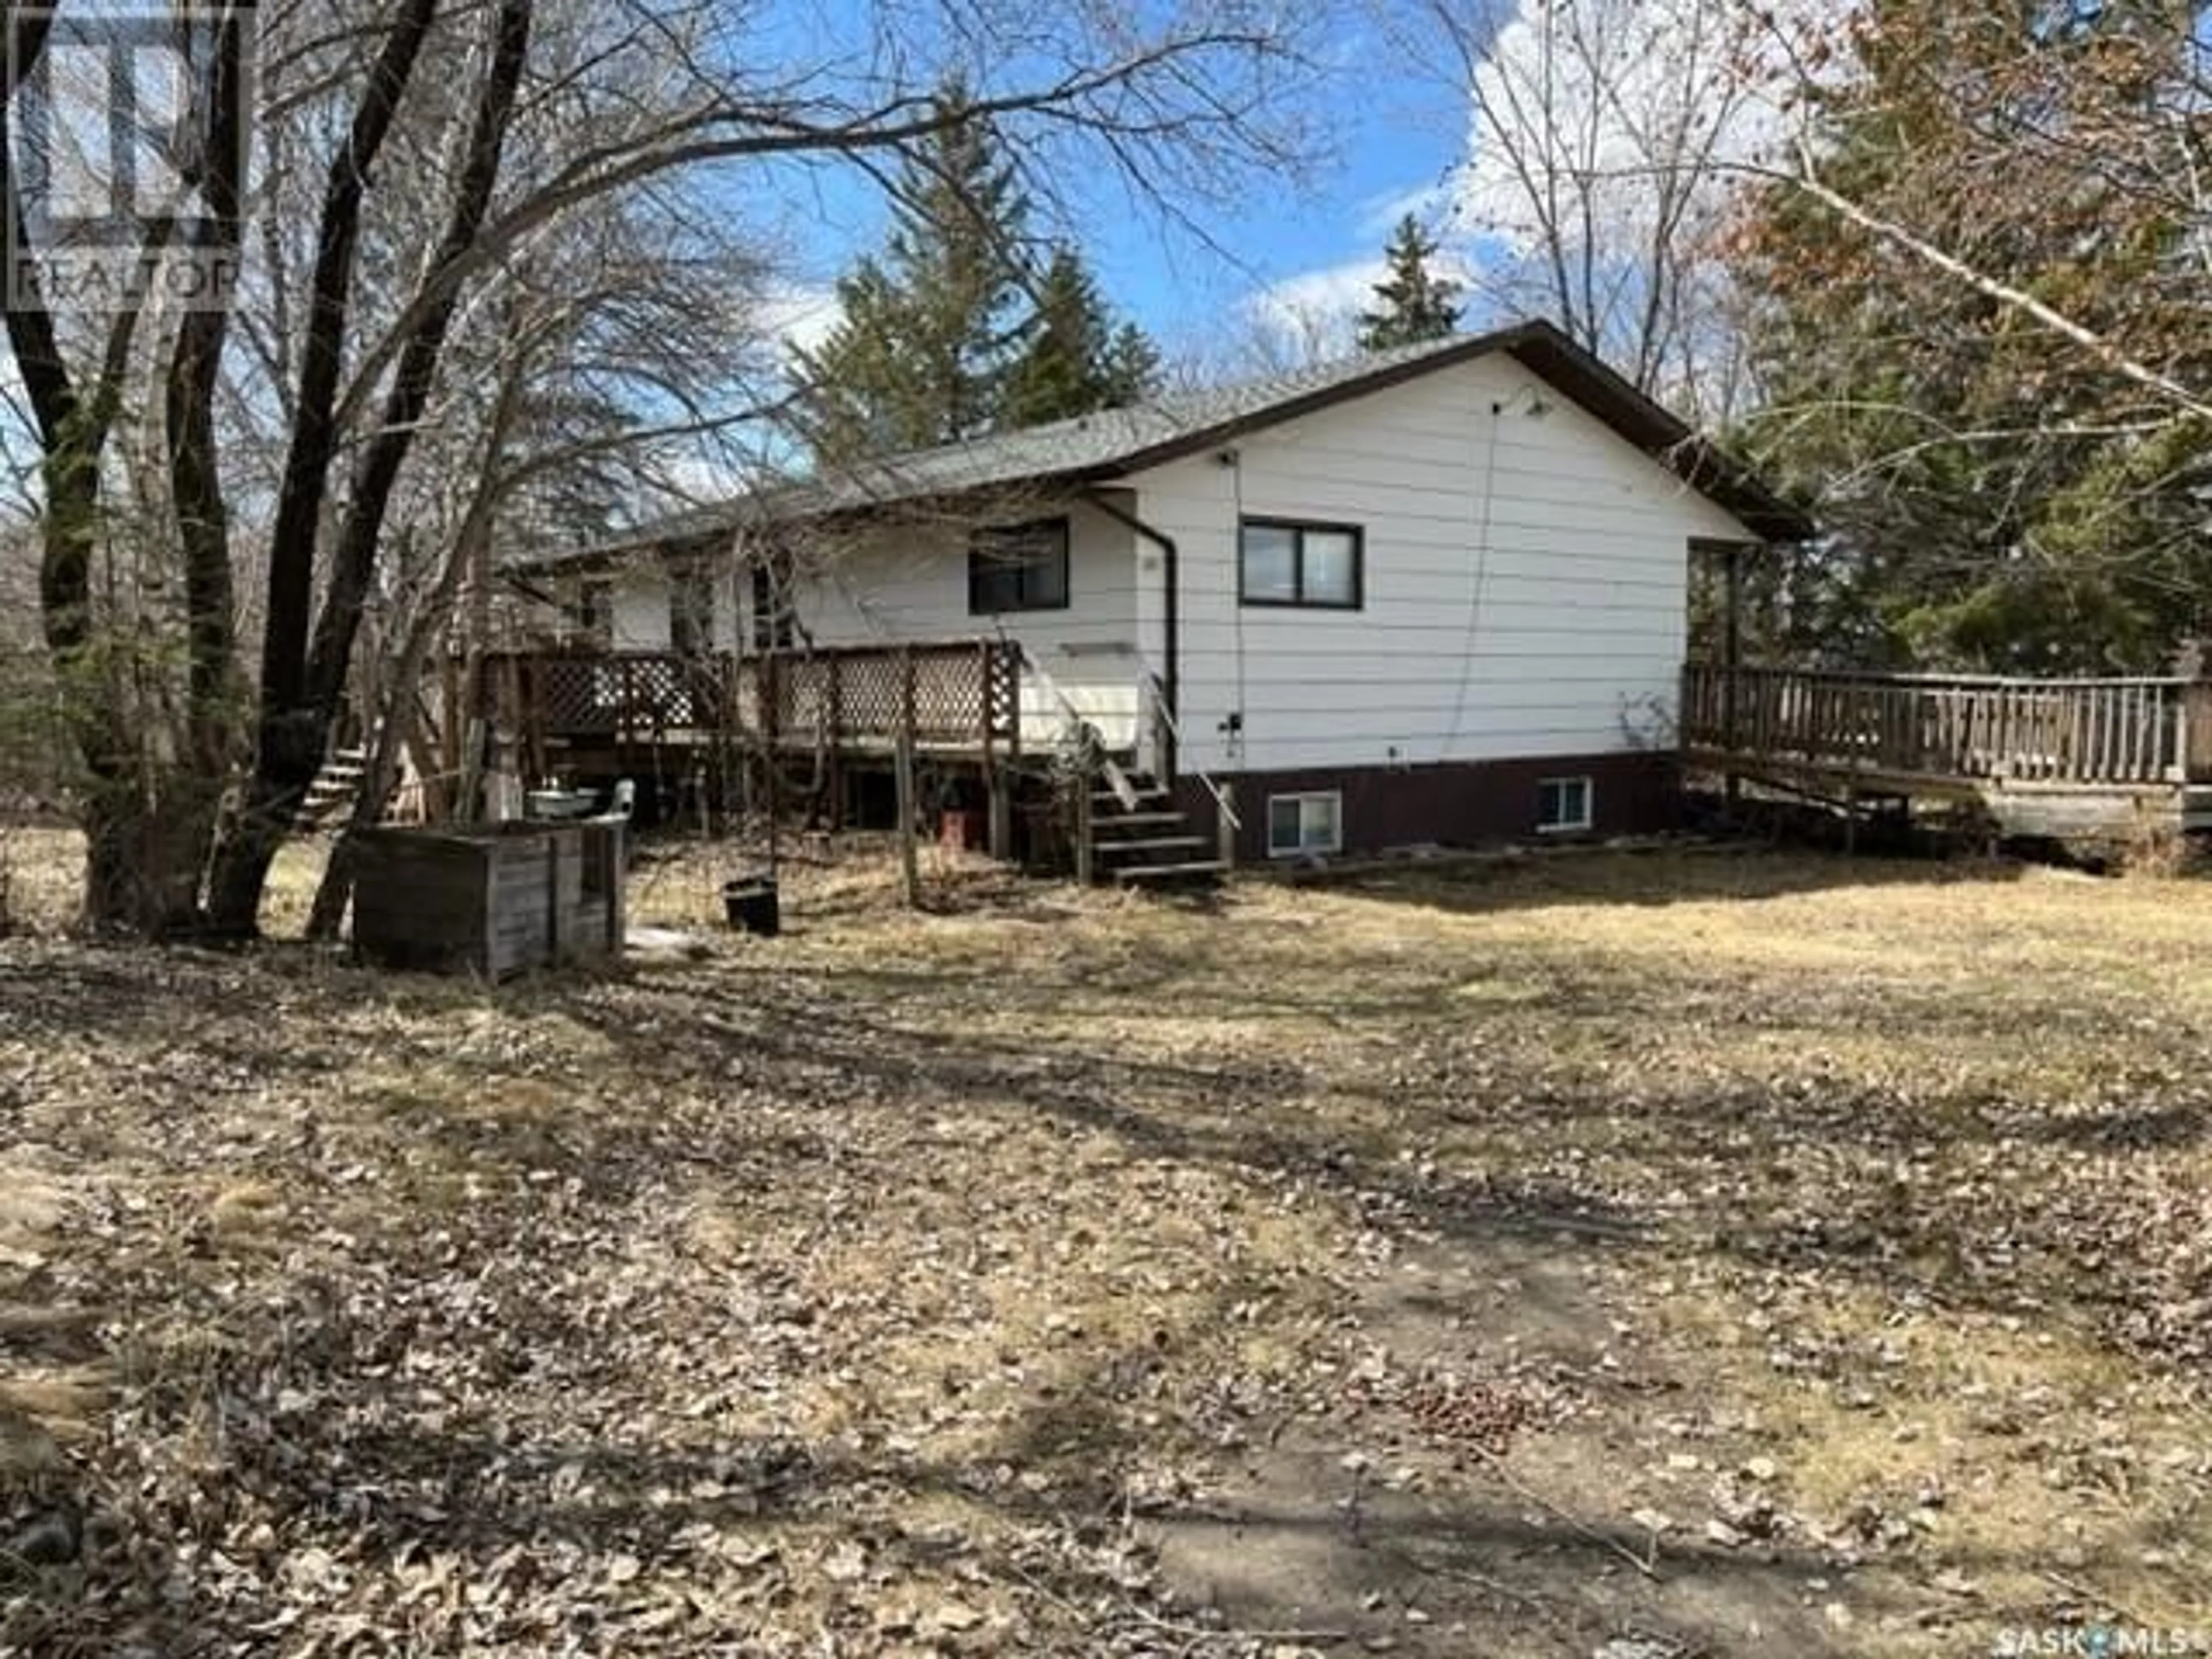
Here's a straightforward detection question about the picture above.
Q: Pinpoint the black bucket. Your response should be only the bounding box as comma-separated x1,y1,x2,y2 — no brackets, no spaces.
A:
722,876,781,938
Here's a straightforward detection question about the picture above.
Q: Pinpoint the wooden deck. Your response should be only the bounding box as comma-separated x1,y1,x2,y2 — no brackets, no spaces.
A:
478,642,1029,772
1682,662,2212,839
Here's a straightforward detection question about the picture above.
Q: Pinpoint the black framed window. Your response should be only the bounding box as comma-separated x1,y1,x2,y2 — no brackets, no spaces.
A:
1239,518,1363,609
968,518,1071,615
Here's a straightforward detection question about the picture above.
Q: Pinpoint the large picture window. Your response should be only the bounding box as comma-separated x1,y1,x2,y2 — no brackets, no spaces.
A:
968,518,1070,614
1238,518,1363,609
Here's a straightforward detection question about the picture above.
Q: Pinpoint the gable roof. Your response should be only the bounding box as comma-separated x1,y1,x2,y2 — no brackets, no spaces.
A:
513,319,1810,574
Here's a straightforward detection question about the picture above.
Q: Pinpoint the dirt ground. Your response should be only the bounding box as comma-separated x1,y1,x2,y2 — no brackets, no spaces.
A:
2,828,2209,1656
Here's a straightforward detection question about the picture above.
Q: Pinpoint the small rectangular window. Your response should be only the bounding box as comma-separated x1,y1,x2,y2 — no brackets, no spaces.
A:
1537,776,1593,833
968,518,1070,615
1267,791,1343,858
1240,518,1363,609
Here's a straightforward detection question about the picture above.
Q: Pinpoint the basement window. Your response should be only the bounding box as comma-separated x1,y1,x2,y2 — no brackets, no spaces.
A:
968,518,1070,614
1537,776,1593,834
1267,791,1342,858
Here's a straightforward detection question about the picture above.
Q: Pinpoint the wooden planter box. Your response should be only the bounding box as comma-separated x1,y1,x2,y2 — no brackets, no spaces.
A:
350,821,626,979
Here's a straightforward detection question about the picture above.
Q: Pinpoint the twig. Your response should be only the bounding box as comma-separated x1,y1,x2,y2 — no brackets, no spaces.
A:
1464,1441,1664,1581
2039,1567,2159,1631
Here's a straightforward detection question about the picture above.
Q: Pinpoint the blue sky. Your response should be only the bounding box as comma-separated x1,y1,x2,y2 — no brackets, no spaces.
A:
752,5,1489,369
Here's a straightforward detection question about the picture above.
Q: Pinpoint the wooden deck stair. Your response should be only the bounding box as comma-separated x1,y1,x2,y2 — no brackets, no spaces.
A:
1087,773,1226,886
295,746,370,832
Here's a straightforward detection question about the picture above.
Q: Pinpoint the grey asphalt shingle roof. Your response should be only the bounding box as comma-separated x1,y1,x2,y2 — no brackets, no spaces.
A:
506,320,1809,575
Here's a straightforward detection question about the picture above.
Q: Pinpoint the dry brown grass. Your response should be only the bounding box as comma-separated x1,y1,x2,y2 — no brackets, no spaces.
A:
1,831,2208,1654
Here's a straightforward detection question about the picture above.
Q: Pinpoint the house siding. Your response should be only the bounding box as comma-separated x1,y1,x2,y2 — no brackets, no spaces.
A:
1126,351,1755,778
786,497,1146,748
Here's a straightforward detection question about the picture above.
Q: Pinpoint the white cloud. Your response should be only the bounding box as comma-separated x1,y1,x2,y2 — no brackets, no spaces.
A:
1244,244,1482,366
753,281,842,355
1356,179,1457,240
1457,0,1827,257
1247,258,1385,357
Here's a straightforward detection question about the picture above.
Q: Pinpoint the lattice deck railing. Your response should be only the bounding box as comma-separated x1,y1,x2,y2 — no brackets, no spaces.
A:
478,641,1024,763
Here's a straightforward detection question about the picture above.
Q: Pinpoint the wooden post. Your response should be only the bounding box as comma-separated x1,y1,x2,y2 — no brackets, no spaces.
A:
1215,781,1237,870
825,654,844,839
544,830,563,965
1722,546,1744,809
895,724,921,908
899,644,918,745
607,823,627,956
1074,739,1095,887
988,767,1013,861
2177,640,2212,783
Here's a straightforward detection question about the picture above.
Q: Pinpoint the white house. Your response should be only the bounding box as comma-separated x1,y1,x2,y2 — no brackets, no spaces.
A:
503,321,1807,865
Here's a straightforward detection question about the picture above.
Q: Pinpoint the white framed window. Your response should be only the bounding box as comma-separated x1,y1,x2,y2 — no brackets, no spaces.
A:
1267,791,1343,858
1537,776,1593,833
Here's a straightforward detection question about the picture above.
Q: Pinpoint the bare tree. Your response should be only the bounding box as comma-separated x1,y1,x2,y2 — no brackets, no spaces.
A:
1400,0,1788,422
1,0,1321,935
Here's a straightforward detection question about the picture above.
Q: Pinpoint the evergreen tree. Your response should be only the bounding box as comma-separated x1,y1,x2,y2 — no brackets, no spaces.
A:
1357,215,1463,352
1001,247,1161,426
1735,2,2212,673
794,79,1032,461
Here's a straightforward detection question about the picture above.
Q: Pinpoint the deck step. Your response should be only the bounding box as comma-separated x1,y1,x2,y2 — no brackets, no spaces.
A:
1093,835,1209,856
1090,810,1189,831
1092,787,1171,805
1113,859,1228,884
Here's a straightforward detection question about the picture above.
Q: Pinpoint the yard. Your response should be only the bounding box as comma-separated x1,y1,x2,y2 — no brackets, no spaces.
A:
2,832,2209,1656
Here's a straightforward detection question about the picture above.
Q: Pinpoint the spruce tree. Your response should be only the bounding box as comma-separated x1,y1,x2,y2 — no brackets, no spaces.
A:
1357,215,1463,352
795,79,1032,461
1002,247,1161,427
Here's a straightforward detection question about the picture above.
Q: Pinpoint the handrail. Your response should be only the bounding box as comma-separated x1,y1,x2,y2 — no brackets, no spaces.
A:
1683,661,2212,787
1141,667,1243,831
1698,662,2191,692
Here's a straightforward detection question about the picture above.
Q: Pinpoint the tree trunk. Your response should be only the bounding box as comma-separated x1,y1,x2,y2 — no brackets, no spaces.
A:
209,0,530,939
79,778,222,937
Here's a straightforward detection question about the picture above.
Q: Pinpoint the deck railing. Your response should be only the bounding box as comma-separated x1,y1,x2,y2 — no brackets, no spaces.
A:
1683,662,2212,787
479,641,1023,761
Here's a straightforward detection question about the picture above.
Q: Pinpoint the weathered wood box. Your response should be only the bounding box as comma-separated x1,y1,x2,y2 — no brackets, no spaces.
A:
350,821,626,979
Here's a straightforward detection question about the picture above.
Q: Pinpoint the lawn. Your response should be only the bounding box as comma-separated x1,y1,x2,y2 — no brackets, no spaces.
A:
2,831,2208,1656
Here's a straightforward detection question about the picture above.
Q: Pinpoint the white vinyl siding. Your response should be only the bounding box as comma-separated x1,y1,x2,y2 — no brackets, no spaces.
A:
1126,351,1756,774
789,497,1145,749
